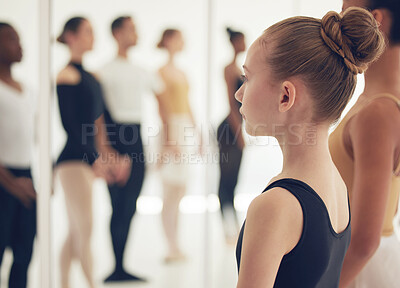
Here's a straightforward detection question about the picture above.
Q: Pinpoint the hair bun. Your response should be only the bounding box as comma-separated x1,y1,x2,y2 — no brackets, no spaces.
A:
56,34,65,44
321,8,385,75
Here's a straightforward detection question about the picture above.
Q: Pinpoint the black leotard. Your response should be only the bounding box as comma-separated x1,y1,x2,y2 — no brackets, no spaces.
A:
56,62,104,165
236,178,351,288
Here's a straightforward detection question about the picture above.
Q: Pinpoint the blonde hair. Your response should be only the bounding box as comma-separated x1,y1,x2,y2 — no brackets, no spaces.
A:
262,7,385,124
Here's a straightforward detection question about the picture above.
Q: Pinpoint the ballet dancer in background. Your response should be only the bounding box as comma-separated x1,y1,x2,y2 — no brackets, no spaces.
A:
0,22,37,288
217,27,246,244
156,28,200,262
98,16,163,282
55,17,130,288
330,1,400,287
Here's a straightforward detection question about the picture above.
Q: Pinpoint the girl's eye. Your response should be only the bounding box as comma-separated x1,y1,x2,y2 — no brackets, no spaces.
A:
240,74,248,83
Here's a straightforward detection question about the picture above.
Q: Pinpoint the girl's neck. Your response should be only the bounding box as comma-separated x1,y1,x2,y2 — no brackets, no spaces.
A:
276,123,332,176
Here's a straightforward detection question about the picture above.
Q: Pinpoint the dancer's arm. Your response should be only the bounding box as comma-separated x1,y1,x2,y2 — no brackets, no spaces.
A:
93,71,132,186
155,92,168,126
0,165,36,208
237,187,303,288
154,71,171,153
339,101,398,287
94,115,131,186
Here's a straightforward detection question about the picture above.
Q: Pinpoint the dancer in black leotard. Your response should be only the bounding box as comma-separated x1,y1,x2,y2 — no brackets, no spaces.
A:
55,17,130,288
57,60,104,166
0,22,37,288
236,179,351,287
217,28,246,244
235,8,385,287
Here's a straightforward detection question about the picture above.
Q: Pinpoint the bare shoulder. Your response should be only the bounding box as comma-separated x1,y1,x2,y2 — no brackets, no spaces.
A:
158,66,165,74
224,64,233,74
158,67,169,81
237,186,304,287
224,64,238,78
347,98,400,170
91,72,100,81
350,98,400,138
246,187,303,253
158,65,169,75
56,65,81,85
248,187,302,220
243,186,303,260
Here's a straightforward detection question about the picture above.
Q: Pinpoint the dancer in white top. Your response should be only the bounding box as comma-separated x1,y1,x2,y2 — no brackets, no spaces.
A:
0,22,37,288
98,16,163,283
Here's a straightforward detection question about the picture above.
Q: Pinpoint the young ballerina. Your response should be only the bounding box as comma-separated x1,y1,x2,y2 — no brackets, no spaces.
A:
156,29,198,262
55,17,130,288
235,7,385,288
218,27,246,244
329,1,400,287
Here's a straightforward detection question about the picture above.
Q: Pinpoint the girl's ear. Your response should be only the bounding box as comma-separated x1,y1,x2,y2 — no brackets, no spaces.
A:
278,81,296,113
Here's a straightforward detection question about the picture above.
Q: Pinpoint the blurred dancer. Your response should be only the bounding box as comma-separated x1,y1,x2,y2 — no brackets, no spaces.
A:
156,29,199,262
55,17,130,288
217,27,246,244
0,22,36,288
330,1,400,287
98,16,163,282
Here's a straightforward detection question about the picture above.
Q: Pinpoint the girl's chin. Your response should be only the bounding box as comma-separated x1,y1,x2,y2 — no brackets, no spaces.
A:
244,123,255,136
245,123,270,137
